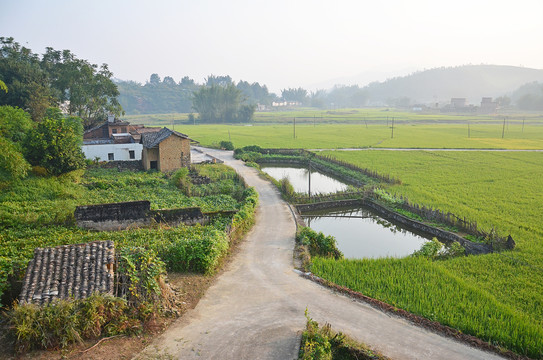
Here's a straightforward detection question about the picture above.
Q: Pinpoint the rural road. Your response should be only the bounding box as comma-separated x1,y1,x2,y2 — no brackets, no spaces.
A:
136,148,504,360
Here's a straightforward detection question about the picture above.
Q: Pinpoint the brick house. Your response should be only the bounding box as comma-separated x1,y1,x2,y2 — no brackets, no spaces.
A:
141,127,193,171
82,116,162,162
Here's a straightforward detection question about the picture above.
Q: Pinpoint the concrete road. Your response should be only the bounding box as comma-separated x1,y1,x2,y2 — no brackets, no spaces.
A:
136,148,504,360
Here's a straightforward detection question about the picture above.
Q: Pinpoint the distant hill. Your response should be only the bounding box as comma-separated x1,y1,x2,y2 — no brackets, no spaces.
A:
363,65,543,105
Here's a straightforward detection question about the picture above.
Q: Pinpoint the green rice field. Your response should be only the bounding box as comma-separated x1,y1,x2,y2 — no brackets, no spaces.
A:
312,150,543,358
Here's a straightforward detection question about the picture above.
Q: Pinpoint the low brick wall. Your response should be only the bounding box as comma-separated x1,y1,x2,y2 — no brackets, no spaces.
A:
151,207,205,226
75,201,151,231
75,201,237,231
296,199,493,255
98,160,144,171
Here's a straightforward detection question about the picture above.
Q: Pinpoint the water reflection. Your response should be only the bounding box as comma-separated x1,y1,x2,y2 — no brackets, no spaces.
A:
260,164,348,194
302,207,430,259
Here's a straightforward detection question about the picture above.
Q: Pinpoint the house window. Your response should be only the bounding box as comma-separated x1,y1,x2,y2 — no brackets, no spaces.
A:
129,150,135,159
112,129,117,134
150,161,158,170
108,153,114,161
121,127,127,133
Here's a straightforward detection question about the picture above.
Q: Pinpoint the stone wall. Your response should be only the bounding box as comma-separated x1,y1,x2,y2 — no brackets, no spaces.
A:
151,207,205,227
75,201,150,231
75,201,237,230
98,160,144,171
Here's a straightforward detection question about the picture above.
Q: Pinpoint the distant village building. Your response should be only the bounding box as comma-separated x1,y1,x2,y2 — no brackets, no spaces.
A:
141,127,193,171
450,98,467,109
479,97,498,114
272,101,302,107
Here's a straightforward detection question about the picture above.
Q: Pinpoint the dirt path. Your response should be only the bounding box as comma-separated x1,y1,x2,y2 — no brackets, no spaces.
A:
136,148,504,360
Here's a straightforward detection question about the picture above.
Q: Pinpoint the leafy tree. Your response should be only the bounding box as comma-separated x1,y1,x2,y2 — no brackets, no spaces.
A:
0,79,7,93
162,76,176,86
41,48,123,128
0,105,34,145
281,87,308,104
24,111,86,175
1,38,123,125
149,73,161,85
192,84,254,123
0,105,33,182
0,37,52,121
0,137,31,182
327,85,369,108
236,80,276,106
205,75,233,87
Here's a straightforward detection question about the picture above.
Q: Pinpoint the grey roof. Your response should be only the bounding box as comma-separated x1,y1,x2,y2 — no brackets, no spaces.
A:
19,241,115,305
141,127,191,148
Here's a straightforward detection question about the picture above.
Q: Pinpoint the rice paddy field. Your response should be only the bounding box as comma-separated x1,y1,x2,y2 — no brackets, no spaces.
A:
123,109,543,150
313,150,543,358
123,110,543,356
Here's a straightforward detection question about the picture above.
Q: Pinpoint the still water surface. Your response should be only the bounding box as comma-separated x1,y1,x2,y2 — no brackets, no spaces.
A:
260,164,348,194
302,207,430,259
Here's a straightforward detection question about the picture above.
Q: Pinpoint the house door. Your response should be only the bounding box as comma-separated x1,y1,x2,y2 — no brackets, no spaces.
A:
150,161,158,170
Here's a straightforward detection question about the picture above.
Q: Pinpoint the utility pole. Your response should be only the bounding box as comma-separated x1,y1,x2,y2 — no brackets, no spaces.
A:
308,160,311,198
502,117,506,139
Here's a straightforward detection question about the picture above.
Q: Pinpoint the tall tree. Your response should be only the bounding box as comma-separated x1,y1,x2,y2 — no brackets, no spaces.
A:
192,84,254,123
1,37,123,126
281,87,308,104
0,37,52,121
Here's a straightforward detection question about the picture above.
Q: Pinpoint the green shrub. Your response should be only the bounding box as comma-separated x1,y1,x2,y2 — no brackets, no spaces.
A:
170,167,191,195
8,294,140,353
117,247,167,305
219,140,234,150
412,238,465,259
297,227,342,259
279,177,295,198
239,151,262,163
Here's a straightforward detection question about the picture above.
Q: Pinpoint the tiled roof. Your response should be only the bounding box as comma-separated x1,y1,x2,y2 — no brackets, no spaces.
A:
141,127,191,148
19,241,115,305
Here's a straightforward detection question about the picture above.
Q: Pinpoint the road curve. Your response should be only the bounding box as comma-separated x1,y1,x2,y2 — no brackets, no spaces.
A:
136,148,504,360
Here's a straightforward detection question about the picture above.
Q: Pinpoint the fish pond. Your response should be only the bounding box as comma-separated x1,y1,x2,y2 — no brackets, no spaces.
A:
260,164,349,194
302,206,431,259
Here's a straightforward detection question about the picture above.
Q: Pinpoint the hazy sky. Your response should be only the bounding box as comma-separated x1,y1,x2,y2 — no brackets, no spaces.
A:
2,0,542,93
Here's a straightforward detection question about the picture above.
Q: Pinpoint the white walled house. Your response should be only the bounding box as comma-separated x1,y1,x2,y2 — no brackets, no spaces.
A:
82,142,143,162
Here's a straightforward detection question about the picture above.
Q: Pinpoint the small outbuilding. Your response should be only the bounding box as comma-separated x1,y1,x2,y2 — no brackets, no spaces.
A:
141,127,193,171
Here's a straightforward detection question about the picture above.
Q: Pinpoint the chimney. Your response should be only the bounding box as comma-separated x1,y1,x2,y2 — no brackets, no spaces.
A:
107,114,115,123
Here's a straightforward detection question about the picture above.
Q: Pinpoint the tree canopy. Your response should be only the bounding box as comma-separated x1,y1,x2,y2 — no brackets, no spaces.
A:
192,84,255,123
24,109,86,176
0,37,123,126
